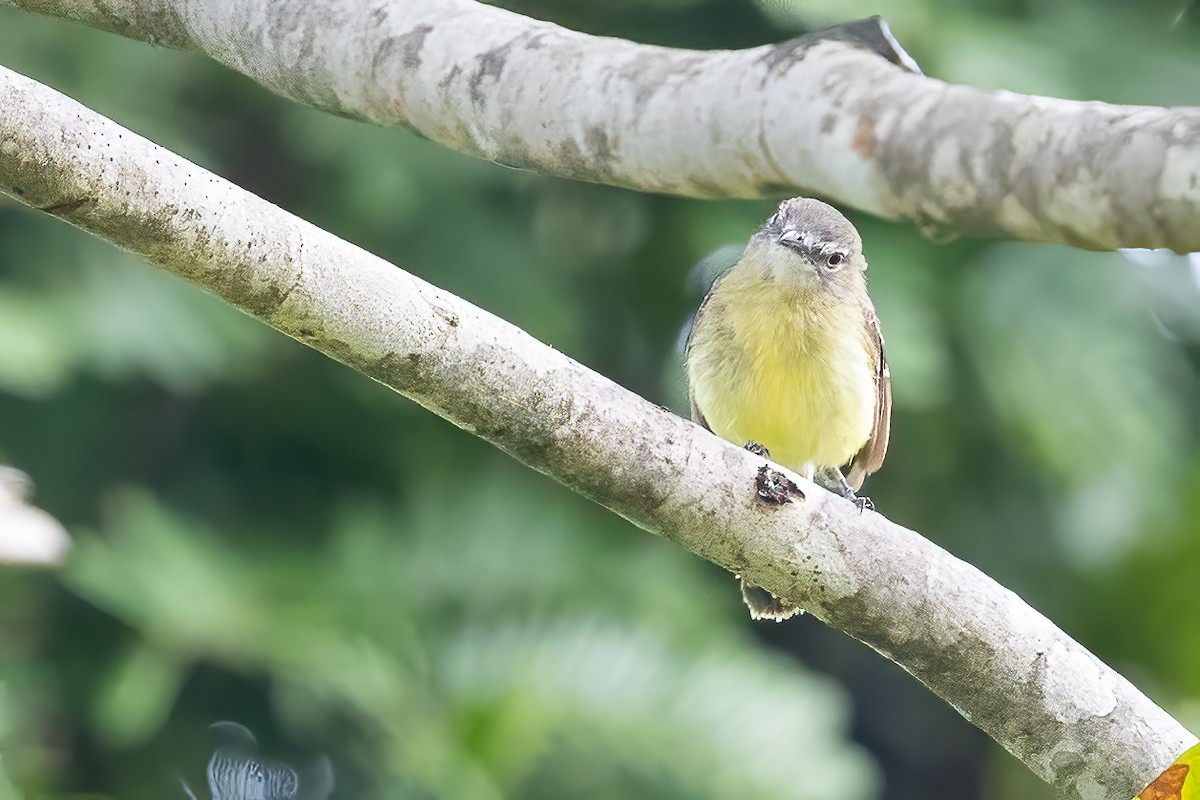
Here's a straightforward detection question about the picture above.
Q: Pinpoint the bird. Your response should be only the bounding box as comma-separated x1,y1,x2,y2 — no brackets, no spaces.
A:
685,197,891,621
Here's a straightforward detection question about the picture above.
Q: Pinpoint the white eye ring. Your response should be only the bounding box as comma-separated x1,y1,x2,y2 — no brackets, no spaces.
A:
825,252,846,270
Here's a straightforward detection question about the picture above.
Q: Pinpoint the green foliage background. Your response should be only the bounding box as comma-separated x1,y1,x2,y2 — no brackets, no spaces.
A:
1,1,1199,798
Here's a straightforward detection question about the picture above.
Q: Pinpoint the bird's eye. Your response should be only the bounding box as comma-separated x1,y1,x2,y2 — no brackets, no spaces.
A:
825,252,846,269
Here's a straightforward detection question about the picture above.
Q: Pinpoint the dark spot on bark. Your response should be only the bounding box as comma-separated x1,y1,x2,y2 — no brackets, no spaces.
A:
585,126,618,179
620,51,679,115
530,127,618,183
470,41,514,106
372,39,397,75
632,480,670,515
871,88,1010,240
722,535,755,582
40,196,97,217
272,268,303,312
85,210,175,268
552,137,589,180
439,64,462,91
374,350,425,391
214,262,299,320
757,37,813,73
755,465,803,505
687,176,725,198
400,24,433,68
378,23,433,72
1049,751,1086,785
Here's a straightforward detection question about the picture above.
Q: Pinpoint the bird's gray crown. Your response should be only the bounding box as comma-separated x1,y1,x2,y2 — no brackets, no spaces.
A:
761,197,861,254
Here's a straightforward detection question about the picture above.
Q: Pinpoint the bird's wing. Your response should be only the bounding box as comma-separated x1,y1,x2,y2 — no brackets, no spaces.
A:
685,271,728,431
689,394,711,431
843,304,891,491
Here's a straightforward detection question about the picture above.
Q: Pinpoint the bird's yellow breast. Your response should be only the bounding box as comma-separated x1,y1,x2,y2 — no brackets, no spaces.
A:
688,270,876,474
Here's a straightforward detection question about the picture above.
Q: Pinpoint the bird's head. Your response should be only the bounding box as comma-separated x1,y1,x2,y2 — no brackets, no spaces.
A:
746,197,867,289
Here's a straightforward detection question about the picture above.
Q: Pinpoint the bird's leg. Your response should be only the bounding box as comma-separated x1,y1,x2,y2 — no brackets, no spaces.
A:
817,467,874,512
816,466,853,497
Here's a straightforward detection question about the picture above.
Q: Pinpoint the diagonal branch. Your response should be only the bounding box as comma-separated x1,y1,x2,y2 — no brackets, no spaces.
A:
0,63,1193,800
4,0,1200,252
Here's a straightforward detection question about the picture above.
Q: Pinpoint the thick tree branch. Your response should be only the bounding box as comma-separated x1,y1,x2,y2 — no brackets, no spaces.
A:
0,64,1193,799
5,0,1200,252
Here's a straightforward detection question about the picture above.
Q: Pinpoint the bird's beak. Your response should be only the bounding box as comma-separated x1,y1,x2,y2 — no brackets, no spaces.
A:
777,229,811,260
776,229,814,266
777,229,802,248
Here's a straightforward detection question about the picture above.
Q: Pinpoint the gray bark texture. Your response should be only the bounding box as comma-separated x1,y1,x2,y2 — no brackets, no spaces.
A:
5,0,1200,252
0,63,1194,799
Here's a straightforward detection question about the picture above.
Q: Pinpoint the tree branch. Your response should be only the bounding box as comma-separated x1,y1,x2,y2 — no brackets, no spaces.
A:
5,0,1200,252
0,63,1193,799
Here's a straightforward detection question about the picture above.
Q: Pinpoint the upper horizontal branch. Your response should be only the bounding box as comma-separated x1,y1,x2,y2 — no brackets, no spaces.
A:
5,0,1200,252
0,63,1193,799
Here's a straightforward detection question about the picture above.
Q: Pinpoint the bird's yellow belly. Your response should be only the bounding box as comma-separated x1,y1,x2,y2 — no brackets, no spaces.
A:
689,295,875,474
708,363,872,471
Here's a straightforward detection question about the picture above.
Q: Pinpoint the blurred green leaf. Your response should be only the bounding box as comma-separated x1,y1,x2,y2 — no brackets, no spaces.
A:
445,621,876,800
92,644,187,749
960,244,1191,566
0,290,73,397
0,755,21,800
61,486,873,798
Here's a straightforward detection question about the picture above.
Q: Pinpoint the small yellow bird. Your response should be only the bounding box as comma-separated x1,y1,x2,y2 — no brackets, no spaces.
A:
686,197,891,621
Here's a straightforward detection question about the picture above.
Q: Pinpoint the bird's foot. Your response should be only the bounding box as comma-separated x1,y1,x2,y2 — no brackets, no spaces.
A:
817,467,873,513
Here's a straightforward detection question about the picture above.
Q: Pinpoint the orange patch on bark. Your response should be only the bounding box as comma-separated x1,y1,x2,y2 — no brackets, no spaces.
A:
852,115,876,157
1139,763,1189,800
